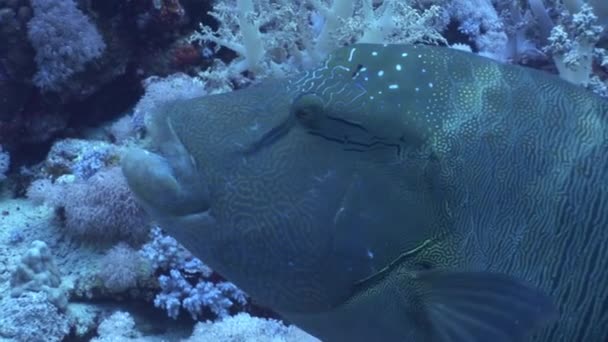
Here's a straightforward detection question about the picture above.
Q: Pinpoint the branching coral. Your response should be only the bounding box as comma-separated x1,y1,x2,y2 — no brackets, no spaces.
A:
545,4,605,86
141,227,247,320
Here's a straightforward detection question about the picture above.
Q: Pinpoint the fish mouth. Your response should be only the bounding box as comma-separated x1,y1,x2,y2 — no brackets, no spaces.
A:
122,112,211,221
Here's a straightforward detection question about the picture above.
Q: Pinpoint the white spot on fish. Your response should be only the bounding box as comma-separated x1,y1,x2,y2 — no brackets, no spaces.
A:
367,249,374,259
388,84,399,89
336,65,350,72
401,52,408,57
428,82,434,88
348,48,357,62
369,95,375,100
415,87,420,92
333,206,345,224
377,70,384,77
422,68,427,73
372,51,378,56
314,169,335,182
396,64,402,71
418,54,422,58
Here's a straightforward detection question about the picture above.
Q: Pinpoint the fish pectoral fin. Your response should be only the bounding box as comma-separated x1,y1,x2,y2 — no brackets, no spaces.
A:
411,270,557,342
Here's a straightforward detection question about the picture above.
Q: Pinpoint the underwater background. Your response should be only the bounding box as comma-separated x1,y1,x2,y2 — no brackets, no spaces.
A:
0,0,607,341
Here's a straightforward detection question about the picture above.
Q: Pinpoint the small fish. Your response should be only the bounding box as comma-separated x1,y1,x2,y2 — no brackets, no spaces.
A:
123,43,608,341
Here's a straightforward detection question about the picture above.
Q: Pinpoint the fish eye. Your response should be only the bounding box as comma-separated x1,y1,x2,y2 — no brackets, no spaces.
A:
292,92,324,128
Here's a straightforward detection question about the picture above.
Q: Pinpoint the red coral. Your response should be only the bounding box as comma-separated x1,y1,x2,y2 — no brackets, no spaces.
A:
172,44,201,67
153,0,186,27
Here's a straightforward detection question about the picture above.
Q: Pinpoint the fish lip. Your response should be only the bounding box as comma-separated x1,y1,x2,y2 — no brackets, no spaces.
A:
122,144,210,221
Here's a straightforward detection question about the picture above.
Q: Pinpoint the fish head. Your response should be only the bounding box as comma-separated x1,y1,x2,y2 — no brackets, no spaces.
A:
120,76,390,309
121,44,451,311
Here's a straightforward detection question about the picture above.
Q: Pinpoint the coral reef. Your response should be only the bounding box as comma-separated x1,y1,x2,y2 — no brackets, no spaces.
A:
155,269,248,320
27,0,106,91
0,0,606,340
0,292,70,342
184,312,320,342
98,242,150,293
27,166,150,243
10,240,70,309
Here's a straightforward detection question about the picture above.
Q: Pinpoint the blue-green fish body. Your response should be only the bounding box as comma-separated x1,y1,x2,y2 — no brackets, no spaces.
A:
122,43,608,341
